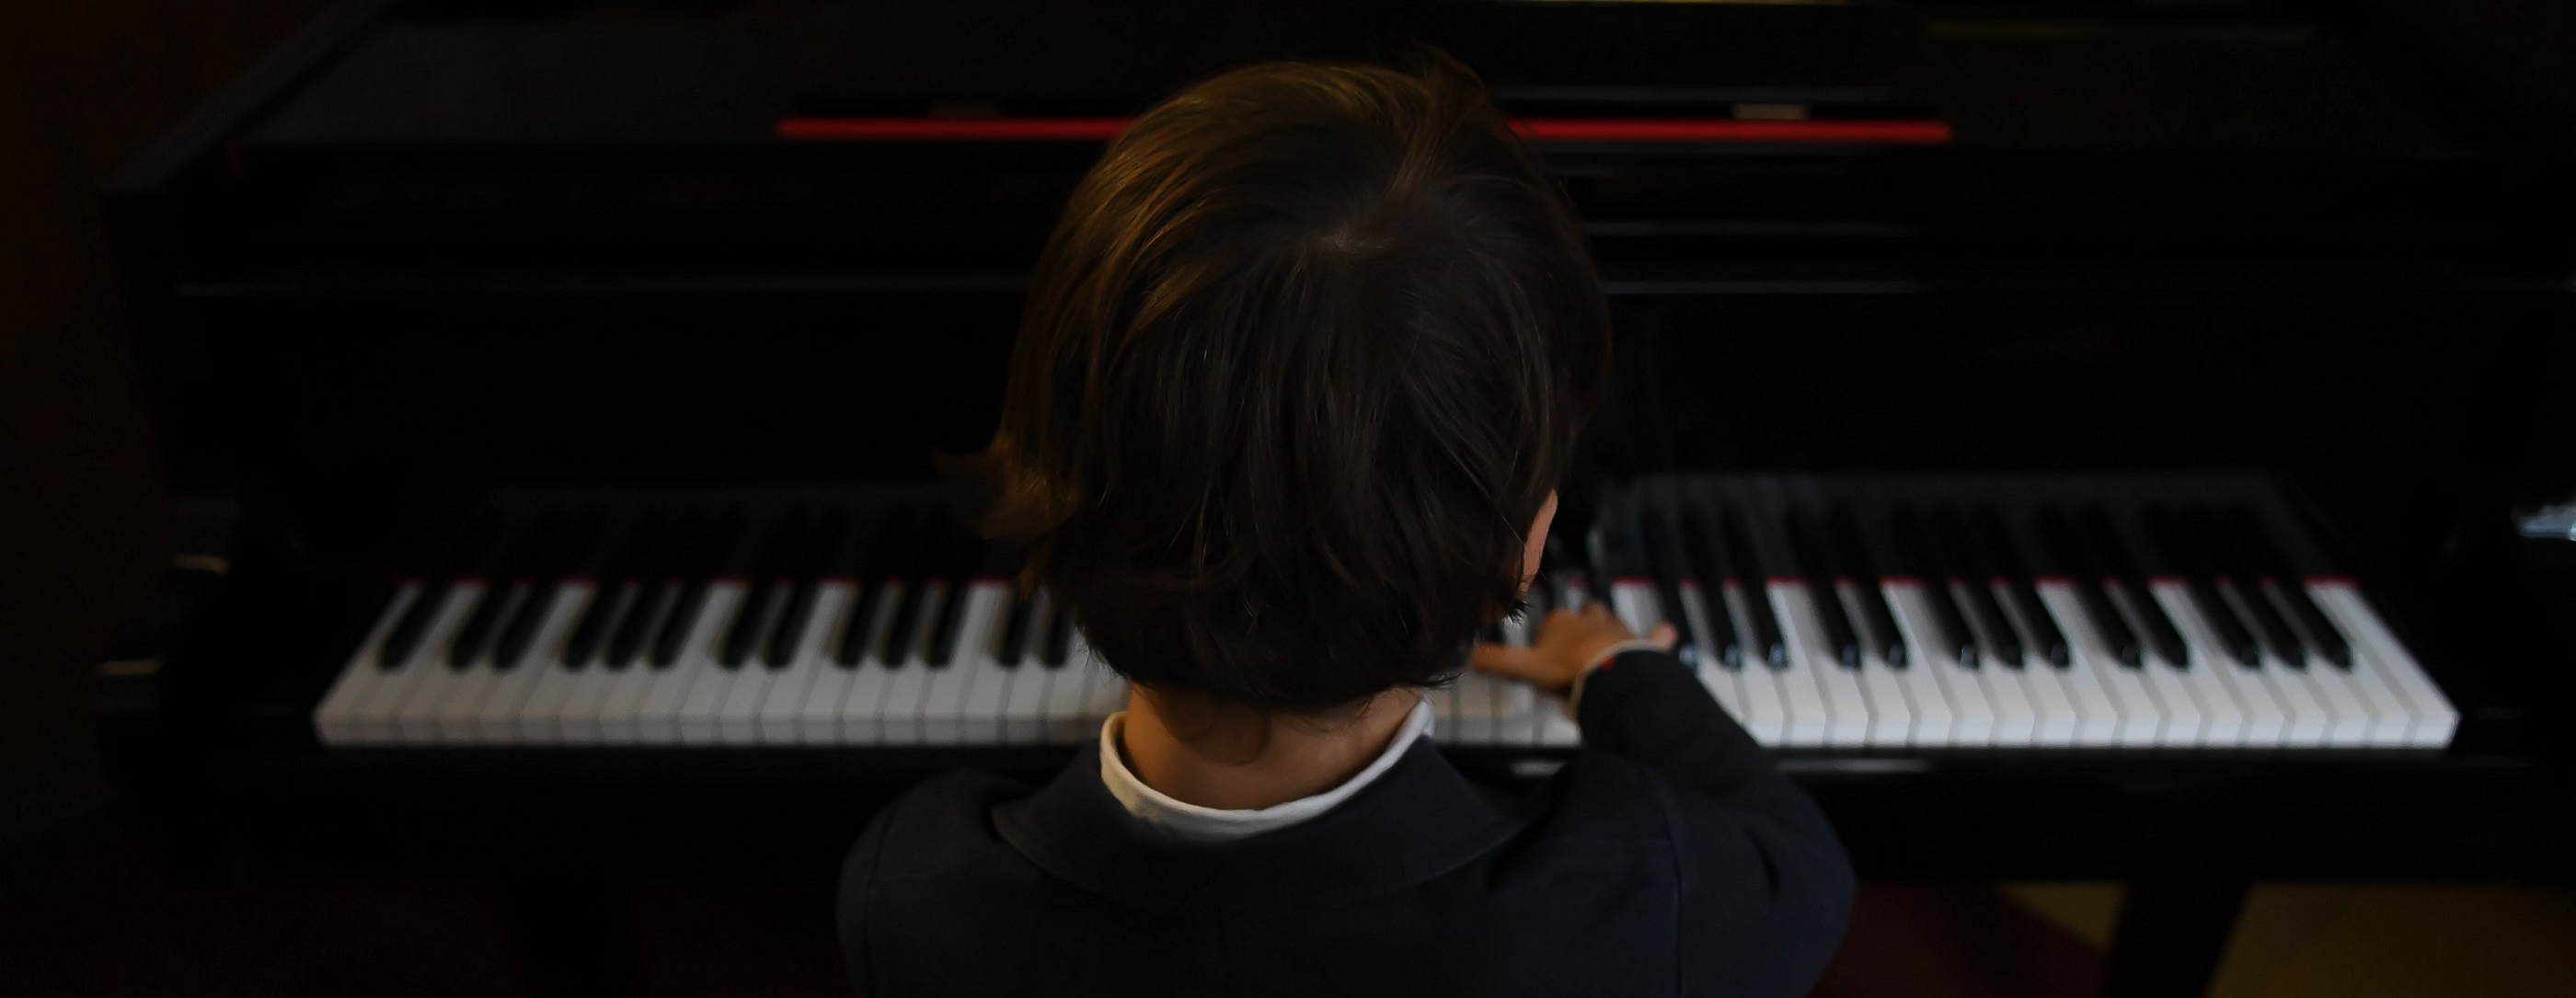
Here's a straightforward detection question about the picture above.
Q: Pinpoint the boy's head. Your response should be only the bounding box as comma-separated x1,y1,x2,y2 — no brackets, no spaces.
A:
984,57,1610,714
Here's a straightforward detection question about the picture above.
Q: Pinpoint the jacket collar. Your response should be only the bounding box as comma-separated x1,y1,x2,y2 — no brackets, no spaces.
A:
995,740,1530,919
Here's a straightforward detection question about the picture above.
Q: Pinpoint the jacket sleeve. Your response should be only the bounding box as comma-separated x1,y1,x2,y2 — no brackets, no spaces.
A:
1576,649,1857,997
837,799,897,996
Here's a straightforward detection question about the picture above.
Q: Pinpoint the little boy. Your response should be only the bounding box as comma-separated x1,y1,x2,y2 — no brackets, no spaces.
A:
841,58,1853,996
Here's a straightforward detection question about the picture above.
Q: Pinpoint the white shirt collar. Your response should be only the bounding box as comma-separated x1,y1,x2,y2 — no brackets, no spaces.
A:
1098,694,1433,843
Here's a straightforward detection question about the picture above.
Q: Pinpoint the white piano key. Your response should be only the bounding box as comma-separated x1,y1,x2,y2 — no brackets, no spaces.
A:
1451,669,1506,745
2040,581,2162,747
660,582,748,744
469,583,589,744
1427,666,1456,742
2099,582,2205,746
546,582,638,744
1678,585,1749,731
1719,585,1788,747
2253,660,2332,748
1768,582,1867,747
592,659,662,743
314,583,420,746
836,584,909,745
2159,583,2288,747
505,582,607,745
1493,679,1540,747
380,581,489,745
1492,608,1543,746
592,588,683,744
1838,582,1913,748
1037,615,1092,745
2148,582,2253,747
2295,652,2377,747
2043,583,2162,746
1535,692,1581,747
2298,592,2412,747
714,589,799,745
2309,581,2456,747
872,582,949,746
997,592,1055,745
2007,583,2120,747
1974,659,2040,747
1879,582,1959,749
426,584,535,744
1986,581,2080,747
924,582,1016,745
1039,660,1092,745
758,581,852,744
1607,581,1655,640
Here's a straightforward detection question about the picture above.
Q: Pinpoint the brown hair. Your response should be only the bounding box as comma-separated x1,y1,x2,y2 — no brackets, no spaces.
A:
979,57,1610,714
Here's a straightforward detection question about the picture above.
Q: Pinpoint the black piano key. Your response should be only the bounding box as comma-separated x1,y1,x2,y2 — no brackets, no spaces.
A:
1827,506,1906,669
2189,507,2306,668
559,584,626,671
651,511,743,669
763,509,849,669
835,508,917,668
495,510,606,671
564,511,665,670
995,583,1037,668
449,514,558,669
1969,509,2068,669
1677,509,1742,668
444,582,515,670
722,510,812,669
378,511,506,669
1783,507,1860,669
1717,504,1787,668
1889,507,1976,667
2222,505,2352,669
377,579,452,670
611,510,707,670
926,532,992,668
1041,595,1075,667
2035,505,2142,668
877,513,955,667
1635,507,1697,665
2143,504,2259,667
1933,508,2018,669
2080,506,2189,668
493,578,558,671
605,579,669,671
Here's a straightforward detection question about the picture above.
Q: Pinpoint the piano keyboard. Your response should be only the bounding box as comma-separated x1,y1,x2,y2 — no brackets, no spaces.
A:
1590,476,2456,751
312,476,2455,751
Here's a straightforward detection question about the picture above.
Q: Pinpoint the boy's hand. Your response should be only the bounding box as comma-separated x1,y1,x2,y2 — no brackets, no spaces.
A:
1470,605,1679,697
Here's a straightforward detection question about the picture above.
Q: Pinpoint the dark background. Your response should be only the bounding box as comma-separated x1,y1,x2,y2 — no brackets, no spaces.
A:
5,2,2573,995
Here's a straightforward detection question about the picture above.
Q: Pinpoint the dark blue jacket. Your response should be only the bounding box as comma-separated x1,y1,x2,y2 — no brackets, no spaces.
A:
839,650,1855,996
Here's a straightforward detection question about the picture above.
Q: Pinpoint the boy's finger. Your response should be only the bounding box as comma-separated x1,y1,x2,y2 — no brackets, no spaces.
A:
1468,643,1542,680
1649,622,1679,652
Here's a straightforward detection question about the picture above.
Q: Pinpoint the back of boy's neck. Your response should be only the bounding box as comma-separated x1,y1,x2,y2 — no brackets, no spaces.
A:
1119,685,1419,811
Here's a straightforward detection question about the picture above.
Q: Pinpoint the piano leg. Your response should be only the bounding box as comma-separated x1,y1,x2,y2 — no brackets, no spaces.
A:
495,876,638,998
2105,882,2248,998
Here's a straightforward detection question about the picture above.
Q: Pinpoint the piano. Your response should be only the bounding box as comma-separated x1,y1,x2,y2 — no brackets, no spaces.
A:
94,2,2576,996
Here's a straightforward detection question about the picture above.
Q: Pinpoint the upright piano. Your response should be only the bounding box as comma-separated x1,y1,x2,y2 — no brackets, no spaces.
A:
94,2,2576,995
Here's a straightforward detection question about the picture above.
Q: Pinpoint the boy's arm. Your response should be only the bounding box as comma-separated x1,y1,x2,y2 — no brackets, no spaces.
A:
1577,648,1854,995
1474,607,1856,997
